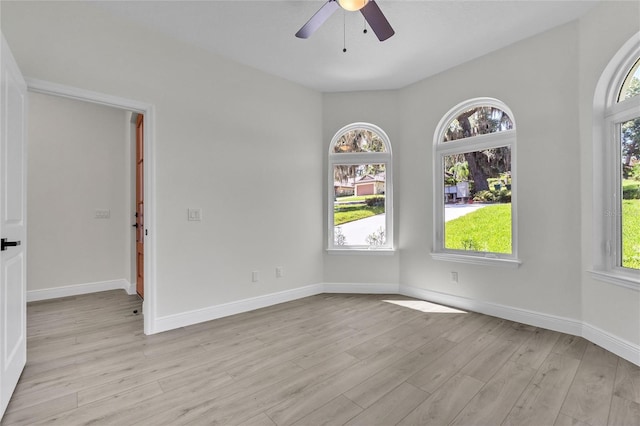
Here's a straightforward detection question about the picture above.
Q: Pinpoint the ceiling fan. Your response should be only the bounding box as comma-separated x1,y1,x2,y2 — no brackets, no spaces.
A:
295,0,395,42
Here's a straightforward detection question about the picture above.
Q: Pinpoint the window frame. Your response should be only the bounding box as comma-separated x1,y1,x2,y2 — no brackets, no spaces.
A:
431,98,520,267
327,122,394,253
591,35,640,290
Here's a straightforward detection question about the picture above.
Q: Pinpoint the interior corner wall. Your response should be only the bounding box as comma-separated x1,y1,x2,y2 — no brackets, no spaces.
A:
6,0,638,349
2,1,324,317
321,22,586,322
27,92,130,291
578,1,640,346
322,91,401,285
397,21,584,320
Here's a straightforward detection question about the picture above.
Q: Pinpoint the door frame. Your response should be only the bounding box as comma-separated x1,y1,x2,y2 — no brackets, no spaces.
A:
26,78,158,335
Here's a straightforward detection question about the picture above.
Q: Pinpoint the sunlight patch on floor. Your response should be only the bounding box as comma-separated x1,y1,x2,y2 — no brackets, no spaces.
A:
383,299,467,314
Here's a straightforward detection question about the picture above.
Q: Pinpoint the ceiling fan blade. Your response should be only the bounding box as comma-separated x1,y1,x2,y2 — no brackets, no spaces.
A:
295,0,340,39
360,0,395,41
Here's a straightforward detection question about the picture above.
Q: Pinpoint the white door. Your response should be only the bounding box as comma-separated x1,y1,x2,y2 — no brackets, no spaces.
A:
0,34,27,419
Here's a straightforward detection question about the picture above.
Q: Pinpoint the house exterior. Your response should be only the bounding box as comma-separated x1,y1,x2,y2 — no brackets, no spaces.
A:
354,174,385,196
333,181,354,197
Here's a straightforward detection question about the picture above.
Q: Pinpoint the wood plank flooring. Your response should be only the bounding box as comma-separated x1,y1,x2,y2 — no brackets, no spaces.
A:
1,291,638,425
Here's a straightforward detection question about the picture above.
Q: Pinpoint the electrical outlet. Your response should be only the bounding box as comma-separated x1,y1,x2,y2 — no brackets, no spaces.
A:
451,271,458,283
276,267,283,278
252,271,259,282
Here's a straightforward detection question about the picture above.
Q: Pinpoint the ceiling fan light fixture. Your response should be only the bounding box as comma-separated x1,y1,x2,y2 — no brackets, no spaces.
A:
338,0,369,12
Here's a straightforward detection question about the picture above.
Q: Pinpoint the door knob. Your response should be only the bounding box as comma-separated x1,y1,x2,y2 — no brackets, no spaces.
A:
1,238,21,251
132,223,139,228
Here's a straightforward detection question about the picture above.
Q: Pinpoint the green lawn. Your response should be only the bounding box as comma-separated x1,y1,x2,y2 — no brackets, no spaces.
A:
334,203,384,225
444,200,639,268
622,199,640,269
336,195,383,202
445,204,512,253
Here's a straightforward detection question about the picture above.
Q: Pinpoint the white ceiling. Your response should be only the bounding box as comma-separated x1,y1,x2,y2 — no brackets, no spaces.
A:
92,0,599,92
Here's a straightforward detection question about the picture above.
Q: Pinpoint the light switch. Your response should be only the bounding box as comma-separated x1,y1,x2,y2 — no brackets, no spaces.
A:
95,209,110,219
188,208,202,221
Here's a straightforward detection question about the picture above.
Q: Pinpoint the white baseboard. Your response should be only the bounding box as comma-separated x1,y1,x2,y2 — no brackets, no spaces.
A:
153,284,324,333
399,284,639,366
27,279,132,302
399,285,583,335
582,322,640,366
323,282,400,294
27,278,637,366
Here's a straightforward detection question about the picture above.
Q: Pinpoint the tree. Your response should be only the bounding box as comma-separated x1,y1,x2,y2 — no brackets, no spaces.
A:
443,106,513,193
333,129,386,187
334,129,385,153
621,77,640,175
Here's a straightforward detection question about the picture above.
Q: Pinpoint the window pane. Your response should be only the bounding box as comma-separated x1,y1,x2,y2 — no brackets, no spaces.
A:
621,117,640,269
618,58,640,102
333,164,386,247
443,106,513,142
443,148,512,254
333,129,387,153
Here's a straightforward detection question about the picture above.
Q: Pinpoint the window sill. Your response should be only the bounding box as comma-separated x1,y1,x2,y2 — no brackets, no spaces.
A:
588,269,640,291
327,248,396,256
430,252,521,268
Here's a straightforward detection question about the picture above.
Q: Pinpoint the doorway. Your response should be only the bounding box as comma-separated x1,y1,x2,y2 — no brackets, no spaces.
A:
27,79,156,335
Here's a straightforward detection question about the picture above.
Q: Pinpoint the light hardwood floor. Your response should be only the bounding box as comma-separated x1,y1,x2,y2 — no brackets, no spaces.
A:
2,291,639,425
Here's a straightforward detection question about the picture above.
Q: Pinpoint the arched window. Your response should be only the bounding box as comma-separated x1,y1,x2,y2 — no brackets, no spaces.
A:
328,123,393,251
592,33,640,287
432,98,519,266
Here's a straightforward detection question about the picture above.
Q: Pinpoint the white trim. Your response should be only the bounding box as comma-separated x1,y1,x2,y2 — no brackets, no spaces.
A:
592,31,640,285
430,252,521,268
582,322,640,366
328,123,393,251
155,282,400,333
604,34,640,107
399,285,583,335
25,78,150,112
24,78,157,335
589,269,640,291
153,284,324,333
399,284,639,366
434,97,517,144
436,130,516,156
432,97,518,263
323,282,400,294
52,279,634,366
27,279,132,302
327,248,396,256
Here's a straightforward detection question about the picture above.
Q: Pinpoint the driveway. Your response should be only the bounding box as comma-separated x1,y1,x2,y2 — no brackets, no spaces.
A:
444,203,488,222
335,214,386,246
335,204,488,246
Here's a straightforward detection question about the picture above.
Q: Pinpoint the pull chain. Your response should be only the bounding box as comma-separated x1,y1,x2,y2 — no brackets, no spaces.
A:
343,11,347,53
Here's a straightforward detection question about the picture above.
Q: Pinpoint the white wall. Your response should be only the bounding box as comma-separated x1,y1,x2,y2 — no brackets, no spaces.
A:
578,1,640,346
320,3,640,353
322,90,401,284
2,1,324,317
3,1,638,352
27,92,130,292
397,21,583,319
